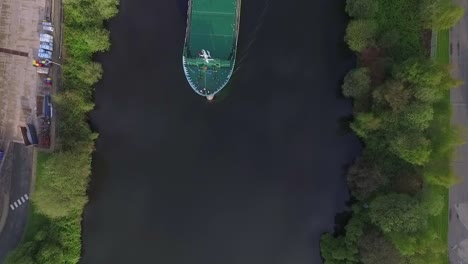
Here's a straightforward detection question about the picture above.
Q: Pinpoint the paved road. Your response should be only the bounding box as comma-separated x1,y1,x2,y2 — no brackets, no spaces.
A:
0,143,33,263
449,1,468,263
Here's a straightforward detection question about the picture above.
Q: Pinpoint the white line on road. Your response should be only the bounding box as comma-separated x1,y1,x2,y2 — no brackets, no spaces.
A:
9,194,30,210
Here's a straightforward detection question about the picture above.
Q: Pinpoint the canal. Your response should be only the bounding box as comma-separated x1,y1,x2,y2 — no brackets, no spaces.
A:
81,0,360,263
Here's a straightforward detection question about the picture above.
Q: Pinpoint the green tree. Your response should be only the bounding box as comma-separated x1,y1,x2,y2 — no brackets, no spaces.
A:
342,68,371,98
369,193,427,233
345,20,377,52
320,213,365,264
65,0,119,26
394,58,460,102
321,234,354,264
63,60,103,94
33,151,92,218
350,112,381,138
358,229,405,264
401,102,434,131
390,133,431,165
390,227,446,261
65,27,110,58
373,80,411,113
420,0,464,30
345,0,378,18
417,189,444,216
36,243,65,263
347,158,388,200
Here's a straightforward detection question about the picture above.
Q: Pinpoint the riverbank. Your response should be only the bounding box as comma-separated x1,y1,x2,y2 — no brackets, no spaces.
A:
320,0,463,263
2,0,119,262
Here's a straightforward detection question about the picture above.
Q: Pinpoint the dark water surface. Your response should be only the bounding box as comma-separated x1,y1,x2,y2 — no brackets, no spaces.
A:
81,0,360,263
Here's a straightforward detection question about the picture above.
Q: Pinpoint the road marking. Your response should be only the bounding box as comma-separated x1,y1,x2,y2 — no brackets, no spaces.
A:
9,193,30,211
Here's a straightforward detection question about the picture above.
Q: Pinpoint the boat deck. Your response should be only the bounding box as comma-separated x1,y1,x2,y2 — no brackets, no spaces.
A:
189,0,237,59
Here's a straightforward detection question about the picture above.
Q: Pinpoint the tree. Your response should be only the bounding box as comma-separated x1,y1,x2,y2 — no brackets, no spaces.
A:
358,229,405,264
33,151,92,218
345,0,379,18
65,26,110,58
65,0,119,26
342,67,371,98
401,102,434,130
373,80,411,113
420,0,464,30
63,60,103,94
350,112,381,138
345,20,377,52
347,158,388,200
321,234,358,264
390,226,447,262
393,58,460,102
369,193,427,233
389,133,431,165
417,189,444,216
320,213,366,264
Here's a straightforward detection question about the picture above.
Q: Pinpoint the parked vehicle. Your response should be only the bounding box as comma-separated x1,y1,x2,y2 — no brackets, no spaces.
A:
39,43,53,51
38,52,52,59
39,34,53,42
42,25,54,32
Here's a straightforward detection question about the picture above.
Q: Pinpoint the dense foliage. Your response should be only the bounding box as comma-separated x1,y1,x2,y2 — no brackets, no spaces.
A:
4,0,118,263
320,0,463,263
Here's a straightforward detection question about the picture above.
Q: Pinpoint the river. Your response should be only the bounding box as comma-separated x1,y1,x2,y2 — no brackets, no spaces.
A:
80,0,360,263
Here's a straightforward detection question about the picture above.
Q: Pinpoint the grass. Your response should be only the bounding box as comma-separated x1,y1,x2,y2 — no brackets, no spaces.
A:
427,27,451,264
436,30,450,64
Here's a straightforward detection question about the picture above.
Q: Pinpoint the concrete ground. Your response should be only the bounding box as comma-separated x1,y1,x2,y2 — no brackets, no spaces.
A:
0,143,33,263
449,0,468,263
0,0,46,148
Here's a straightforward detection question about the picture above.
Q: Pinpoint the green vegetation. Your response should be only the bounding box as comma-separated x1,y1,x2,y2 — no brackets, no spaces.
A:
4,0,119,263
320,0,463,263
421,0,464,30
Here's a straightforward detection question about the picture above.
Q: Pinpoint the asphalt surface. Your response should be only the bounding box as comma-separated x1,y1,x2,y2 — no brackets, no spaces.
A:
0,143,33,263
449,1,468,263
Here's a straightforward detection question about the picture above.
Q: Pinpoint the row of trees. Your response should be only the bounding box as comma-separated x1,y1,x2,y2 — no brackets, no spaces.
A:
4,0,119,263
320,0,463,263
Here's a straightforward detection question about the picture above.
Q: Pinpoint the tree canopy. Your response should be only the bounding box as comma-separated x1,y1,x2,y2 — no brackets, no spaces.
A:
345,20,377,52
